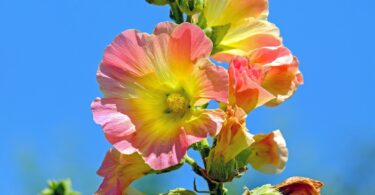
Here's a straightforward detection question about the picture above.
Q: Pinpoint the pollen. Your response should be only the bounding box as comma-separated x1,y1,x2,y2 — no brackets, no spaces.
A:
166,93,189,116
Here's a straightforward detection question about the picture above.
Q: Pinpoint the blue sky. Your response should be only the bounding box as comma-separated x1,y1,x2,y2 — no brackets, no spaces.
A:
1,0,374,194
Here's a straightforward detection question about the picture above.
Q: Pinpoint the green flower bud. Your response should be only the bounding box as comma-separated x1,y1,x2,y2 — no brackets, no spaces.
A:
146,0,169,6
176,0,204,15
206,150,250,183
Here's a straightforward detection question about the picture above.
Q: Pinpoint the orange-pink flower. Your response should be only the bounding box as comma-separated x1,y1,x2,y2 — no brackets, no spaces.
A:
208,106,254,164
228,45,303,111
96,149,151,195
91,22,228,170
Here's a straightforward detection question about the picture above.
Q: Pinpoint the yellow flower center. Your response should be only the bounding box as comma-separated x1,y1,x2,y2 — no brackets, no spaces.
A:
166,92,189,116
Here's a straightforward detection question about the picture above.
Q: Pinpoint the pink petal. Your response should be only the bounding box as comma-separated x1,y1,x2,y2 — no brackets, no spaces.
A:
193,60,229,104
228,57,274,112
91,98,137,153
133,130,189,170
184,109,226,145
96,149,151,195
168,23,213,76
153,22,178,35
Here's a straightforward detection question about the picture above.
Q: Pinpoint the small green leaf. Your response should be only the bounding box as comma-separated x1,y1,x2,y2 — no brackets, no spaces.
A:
210,24,231,47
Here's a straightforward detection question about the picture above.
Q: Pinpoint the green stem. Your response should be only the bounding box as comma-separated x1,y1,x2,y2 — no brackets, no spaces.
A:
169,1,184,24
197,139,210,168
184,155,205,178
186,15,192,23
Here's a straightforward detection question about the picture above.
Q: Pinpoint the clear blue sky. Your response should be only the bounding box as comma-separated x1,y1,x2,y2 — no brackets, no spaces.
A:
1,0,374,194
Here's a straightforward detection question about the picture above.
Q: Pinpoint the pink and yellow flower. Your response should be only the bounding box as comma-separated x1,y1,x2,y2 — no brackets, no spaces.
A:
91,22,228,170
248,130,288,174
96,149,151,195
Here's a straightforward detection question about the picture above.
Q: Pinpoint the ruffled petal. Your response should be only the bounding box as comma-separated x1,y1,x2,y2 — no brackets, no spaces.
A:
228,57,274,112
132,127,189,170
248,130,288,174
96,149,151,195
262,58,303,106
249,46,303,106
91,98,136,146
153,22,177,35
204,0,269,26
189,59,229,104
183,109,226,144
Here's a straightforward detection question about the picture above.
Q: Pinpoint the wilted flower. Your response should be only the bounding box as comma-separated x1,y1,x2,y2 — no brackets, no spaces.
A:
248,130,288,174
91,22,228,170
96,149,152,195
275,177,323,195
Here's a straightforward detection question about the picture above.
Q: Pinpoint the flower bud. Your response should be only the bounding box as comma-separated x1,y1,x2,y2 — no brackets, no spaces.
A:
145,0,169,6
176,0,204,15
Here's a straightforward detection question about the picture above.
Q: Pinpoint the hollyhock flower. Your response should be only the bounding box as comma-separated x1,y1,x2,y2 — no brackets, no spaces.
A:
275,177,324,195
208,106,253,163
250,46,303,106
206,106,254,182
91,22,228,170
96,149,151,195
247,130,288,174
202,0,281,61
228,49,303,110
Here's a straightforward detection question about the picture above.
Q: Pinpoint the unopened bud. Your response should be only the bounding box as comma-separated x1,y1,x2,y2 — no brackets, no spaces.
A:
146,0,169,6
176,0,204,15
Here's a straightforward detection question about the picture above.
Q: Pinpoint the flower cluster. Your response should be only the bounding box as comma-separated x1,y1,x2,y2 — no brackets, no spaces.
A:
91,0,321,194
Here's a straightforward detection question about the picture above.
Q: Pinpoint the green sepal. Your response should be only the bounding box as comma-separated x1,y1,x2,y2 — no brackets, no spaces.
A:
210,24,231,47
145,0,169,6
176,0,204,15
160,188,197,195
40,179,79,195
243,185,282,195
